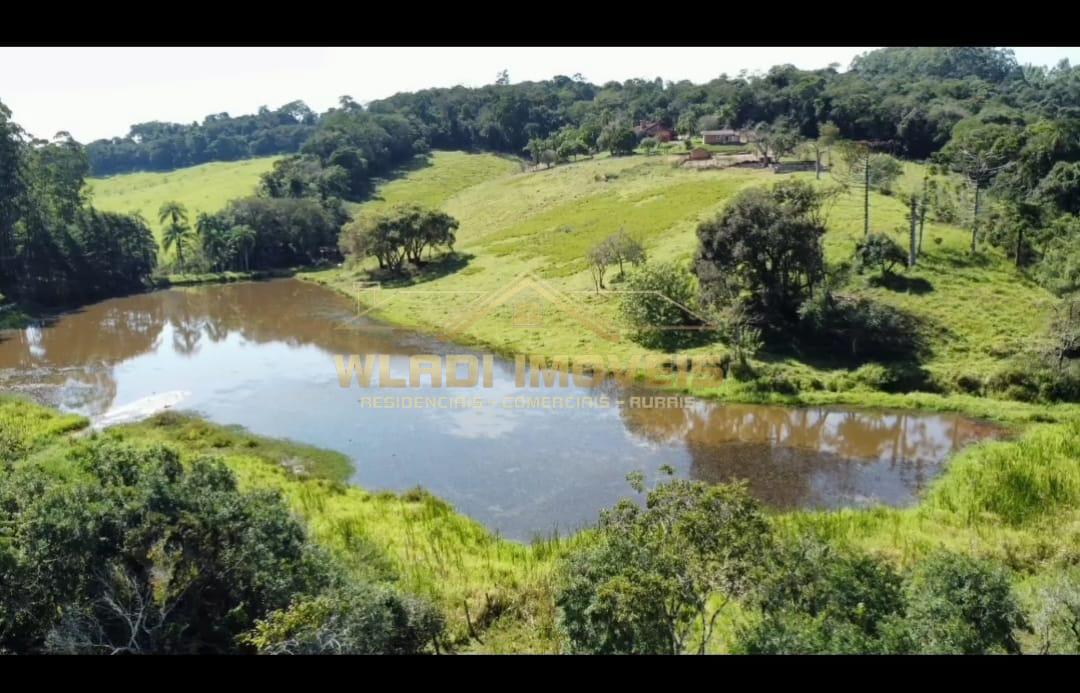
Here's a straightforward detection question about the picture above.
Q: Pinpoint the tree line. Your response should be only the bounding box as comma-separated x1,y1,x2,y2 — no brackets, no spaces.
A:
80,48,1080,176
1,102,157,306
85,101,319,175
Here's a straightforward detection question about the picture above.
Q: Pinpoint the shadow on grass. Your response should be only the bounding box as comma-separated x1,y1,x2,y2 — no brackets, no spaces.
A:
936,247,997,270
356,154,435,204
367,252,475,288
869,273,934,294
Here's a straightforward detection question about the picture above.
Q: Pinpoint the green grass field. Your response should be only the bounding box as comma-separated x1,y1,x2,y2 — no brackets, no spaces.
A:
300,149,1064,419
86,156,280,254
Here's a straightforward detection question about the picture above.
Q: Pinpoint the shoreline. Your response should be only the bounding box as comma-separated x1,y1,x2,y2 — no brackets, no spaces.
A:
298,268,1078,427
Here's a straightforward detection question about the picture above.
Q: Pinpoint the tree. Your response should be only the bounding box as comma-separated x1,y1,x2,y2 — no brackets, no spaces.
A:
938,121,1022,253
867,154,903,194
338,205,458,272
985,200,1045,267
640,137,658,155
855,232,908,277
523,138,544,165
159,202,193,271
606,228,646,277
196,212,232,271
817,121,841,174
901,551,1026,654
747,120,799,167
557,138,588,162
734,537,905,654
1,440,322,652
1035,217,1080,295
0,438,442,654
586,238,614,291
697,114,722,132
694,179,826,328
1035,160,1080,216
597,124,636,156
556,480,772,654
832,143,903,235
229,224,257,272
619,261,700,350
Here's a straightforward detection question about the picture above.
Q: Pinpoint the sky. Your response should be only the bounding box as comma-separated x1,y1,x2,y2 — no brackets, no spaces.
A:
2,46,1078,143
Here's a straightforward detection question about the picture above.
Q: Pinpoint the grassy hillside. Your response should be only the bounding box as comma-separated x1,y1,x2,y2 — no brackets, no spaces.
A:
355,150,523,214
304,150,1067,419
86,156,280,252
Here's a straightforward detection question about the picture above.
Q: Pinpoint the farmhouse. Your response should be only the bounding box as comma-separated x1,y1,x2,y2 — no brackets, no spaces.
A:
634,120,676,142
702,129,741,145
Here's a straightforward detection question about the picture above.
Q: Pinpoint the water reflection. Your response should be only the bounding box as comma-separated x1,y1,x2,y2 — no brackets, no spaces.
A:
0,279,998,540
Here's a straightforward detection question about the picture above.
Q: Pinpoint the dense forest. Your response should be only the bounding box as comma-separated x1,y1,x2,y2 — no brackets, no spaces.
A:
85,101,319,175
0,102,157,305
84,47,1080,175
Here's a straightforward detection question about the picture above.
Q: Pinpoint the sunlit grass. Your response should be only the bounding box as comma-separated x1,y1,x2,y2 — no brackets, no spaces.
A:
304,150,1062,418
85,156,280,258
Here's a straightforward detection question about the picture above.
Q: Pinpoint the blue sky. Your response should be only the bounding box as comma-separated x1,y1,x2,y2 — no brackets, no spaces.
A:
1,47,1077,143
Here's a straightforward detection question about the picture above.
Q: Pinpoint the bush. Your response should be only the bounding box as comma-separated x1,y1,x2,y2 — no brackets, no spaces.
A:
987,360,1080,403
556,480,771,654
734,541,1028,654
241,582,444,654
798,292,924,363
0,439,441,654
1032,569,1080,654
901,551,1026,654
619,262,703,350
735,537,905,654
854,232,908,276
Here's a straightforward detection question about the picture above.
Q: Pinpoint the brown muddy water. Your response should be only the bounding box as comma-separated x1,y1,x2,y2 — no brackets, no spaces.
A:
0,278,999,540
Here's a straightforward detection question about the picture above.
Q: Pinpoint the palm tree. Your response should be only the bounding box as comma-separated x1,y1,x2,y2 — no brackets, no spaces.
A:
159,202,192,271
158,201,188,229
162,223,193,272
229,225,256,272
196,213,230,271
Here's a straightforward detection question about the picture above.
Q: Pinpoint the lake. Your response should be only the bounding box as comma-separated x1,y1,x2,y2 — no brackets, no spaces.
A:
0,278,998,540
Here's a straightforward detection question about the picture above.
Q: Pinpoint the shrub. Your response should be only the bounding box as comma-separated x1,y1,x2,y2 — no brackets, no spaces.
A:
854,232,908,276
556,480,771,654
987,360,1080,403
619,262,703,350
797,292,924,363
901,551,1026,654
735,542,1028,654
1032,569,1080,654
733,537,905,654
0,439,442,654
241,583,444,654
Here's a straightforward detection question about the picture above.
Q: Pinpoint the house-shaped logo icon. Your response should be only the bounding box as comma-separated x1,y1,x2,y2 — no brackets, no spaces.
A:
442,272,621,342
343,270,721,343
